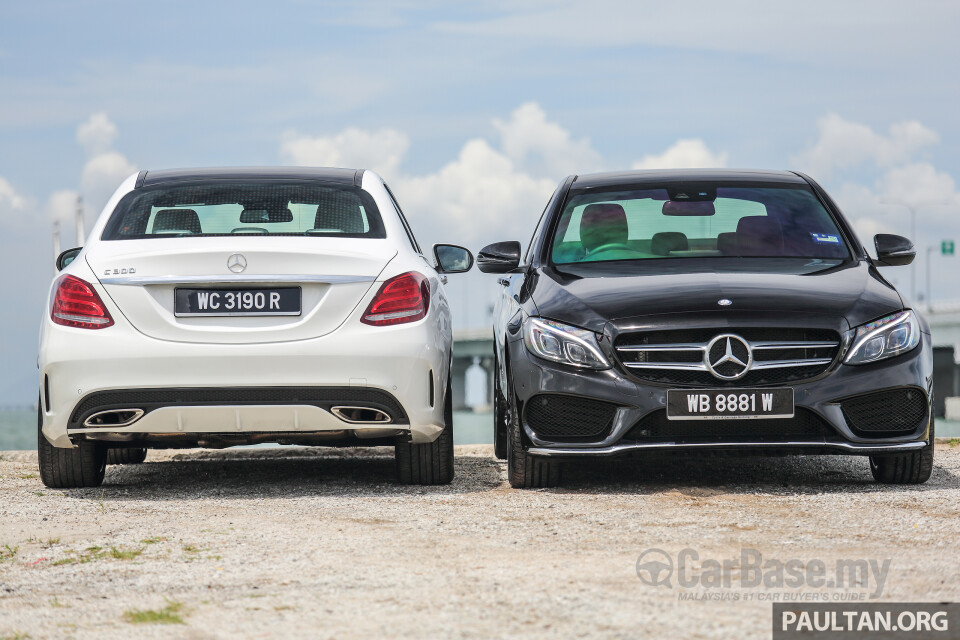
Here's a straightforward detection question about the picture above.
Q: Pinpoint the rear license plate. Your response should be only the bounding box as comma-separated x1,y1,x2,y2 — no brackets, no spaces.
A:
666,388,794,420
174,287,301,317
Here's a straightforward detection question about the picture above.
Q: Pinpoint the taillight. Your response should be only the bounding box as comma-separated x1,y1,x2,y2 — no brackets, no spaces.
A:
51,275,114,329
361,272,430,326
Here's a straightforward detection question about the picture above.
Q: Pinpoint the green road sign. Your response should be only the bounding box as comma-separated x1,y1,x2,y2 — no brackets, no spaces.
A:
943,240,955,256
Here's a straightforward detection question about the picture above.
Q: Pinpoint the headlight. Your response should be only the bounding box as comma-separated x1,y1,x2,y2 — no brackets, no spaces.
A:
523,318,610,370
844,310,920,365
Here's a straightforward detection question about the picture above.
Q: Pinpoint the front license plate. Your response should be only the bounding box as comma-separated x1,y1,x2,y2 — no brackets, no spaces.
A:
666,388,794,420
174,287,301,316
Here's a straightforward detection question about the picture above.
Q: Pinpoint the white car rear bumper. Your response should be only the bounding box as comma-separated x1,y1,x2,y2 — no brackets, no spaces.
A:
40,318,449,448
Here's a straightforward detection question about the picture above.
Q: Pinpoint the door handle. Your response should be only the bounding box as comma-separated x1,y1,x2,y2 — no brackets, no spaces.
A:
497,278,510,287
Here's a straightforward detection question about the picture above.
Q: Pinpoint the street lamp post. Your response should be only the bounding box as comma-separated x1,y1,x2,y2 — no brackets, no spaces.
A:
926,245,934,312
879,201,949,303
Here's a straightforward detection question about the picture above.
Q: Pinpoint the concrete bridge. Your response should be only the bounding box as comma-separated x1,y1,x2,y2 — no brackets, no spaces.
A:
451,305,960,417
451,329,494,411
929,302,960,416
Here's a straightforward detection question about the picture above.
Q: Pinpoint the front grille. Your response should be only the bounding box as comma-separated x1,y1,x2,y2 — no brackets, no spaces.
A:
841,387,928,435
615,328,841,387
626,408,836,443
525,394,617,440
69,386,407,427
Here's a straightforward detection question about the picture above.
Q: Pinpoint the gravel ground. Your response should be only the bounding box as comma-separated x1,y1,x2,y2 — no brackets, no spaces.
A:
1,443,959,639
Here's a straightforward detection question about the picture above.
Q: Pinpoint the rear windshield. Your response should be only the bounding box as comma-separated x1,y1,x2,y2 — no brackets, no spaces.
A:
102,182,386,240
550,183,850,264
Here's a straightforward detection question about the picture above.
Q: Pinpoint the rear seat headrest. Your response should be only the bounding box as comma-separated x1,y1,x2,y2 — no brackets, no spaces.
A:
153,209,201,234
314,189,365,234
651,231,689,256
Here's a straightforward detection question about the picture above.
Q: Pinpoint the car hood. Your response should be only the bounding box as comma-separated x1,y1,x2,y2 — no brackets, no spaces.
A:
530,261,904,333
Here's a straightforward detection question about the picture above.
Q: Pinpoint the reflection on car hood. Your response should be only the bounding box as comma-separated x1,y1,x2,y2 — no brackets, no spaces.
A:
531,260,904,332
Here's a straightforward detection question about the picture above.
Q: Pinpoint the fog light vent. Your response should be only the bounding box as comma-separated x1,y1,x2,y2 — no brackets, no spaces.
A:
840,388,927,435
524,394,617,440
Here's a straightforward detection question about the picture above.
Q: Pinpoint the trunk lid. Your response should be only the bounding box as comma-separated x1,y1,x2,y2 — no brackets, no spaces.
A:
87,237,394,343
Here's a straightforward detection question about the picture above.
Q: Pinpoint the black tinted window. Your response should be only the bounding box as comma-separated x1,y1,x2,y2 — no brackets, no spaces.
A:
102,182,386,240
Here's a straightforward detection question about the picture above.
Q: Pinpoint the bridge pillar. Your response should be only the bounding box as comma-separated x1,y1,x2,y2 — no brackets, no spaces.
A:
451,356,471,411
479,355,495,408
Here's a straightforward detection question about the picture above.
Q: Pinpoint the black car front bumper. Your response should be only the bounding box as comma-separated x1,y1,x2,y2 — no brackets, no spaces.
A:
506,332,934,457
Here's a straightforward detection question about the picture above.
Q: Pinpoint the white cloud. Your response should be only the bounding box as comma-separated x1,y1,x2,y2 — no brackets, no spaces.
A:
279,103,582,246
791,113,939,178
875,163,960,212
45,189,80,224
0,177,33,233
631,139,728,170
0,177,27,214
76,112,119,155
80,151,136,219
393,138,555,246
791,115,959,280
74,114,136,220
832,162,960,253
280,127,410,176
493,102,602,177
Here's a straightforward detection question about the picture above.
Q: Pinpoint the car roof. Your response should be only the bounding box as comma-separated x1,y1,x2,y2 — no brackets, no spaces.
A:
571,168,807,189
137,166,364,188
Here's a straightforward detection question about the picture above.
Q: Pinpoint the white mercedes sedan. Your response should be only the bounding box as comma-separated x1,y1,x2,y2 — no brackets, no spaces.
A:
38,167,473,488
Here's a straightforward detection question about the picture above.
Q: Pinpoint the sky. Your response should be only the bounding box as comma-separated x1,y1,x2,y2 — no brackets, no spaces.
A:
1,0,959,404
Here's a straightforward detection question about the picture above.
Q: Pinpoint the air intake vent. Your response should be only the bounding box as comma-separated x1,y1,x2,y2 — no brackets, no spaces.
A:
841,388,927,435
524,394,617,440
626,408,836,443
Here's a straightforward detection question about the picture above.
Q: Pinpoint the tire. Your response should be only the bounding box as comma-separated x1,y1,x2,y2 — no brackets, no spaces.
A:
870,417,935,485
107,447,148,465
506,379,561,489
37,402,107,489
493,352,509,460
395,377,454,485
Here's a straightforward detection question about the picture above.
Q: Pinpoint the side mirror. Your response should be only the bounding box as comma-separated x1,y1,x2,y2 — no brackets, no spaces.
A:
477,241,522,274
56,247,82,271
874,234,915,266
433,244,474,274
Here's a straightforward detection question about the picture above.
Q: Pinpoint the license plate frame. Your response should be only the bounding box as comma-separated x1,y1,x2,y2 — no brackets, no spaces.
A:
174,287,302,317
666,388,794,420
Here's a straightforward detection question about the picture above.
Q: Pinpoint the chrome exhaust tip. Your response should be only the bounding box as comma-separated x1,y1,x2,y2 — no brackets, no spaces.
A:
83,409,145,428
330,406,392,425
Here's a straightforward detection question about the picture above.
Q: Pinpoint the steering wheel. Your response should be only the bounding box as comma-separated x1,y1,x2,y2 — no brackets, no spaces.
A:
587,243,637,258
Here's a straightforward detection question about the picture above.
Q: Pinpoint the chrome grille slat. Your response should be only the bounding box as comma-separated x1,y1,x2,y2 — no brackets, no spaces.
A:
614,328,841,386
615,344,705,352
622,362,708,371
750,358,833,370
751,341,839,350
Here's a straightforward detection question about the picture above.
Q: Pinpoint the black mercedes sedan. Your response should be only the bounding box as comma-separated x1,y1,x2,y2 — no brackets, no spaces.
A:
479,169,933,488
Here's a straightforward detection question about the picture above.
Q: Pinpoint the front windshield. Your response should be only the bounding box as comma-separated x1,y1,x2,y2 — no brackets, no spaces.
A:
550,183,850,265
